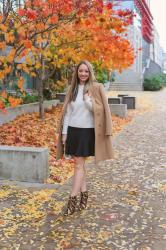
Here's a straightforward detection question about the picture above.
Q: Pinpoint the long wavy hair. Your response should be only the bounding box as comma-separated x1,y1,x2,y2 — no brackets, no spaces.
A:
67,60,96,102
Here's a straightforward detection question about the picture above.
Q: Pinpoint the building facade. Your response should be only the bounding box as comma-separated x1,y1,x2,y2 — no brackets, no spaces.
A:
110,0,164,90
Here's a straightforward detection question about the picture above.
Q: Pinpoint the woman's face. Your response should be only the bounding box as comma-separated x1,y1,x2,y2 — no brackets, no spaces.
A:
78,63,90,83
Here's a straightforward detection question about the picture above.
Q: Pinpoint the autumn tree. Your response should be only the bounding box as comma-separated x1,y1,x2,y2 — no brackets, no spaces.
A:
0,0,134,117
0,0,102,116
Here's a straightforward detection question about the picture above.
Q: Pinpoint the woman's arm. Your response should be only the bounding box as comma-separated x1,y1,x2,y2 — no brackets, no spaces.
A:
99,84,112,136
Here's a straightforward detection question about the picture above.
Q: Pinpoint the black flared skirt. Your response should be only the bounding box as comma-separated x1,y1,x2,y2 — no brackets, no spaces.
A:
65,126,95,157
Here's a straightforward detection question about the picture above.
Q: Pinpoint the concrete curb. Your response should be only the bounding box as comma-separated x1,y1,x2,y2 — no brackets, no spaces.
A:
0,99,60,125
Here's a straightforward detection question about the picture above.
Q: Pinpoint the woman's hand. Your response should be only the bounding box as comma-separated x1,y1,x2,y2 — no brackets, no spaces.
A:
62,134,67,145
84,92,92,100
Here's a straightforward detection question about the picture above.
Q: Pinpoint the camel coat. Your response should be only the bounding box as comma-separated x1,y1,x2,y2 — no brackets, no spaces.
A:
56,82,114,163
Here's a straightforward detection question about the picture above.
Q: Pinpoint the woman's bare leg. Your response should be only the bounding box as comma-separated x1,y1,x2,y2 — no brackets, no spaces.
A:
71,157,86,196
80,162,87,192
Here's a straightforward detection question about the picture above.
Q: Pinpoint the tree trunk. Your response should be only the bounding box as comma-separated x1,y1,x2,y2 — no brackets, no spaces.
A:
38,78,44,119
38,56,45,119
2,77,7,91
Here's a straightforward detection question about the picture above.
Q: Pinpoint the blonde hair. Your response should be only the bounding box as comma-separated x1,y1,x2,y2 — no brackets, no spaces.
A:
68,60,96,102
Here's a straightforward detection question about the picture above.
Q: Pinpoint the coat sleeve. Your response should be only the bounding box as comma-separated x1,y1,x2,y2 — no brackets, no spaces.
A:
99,84,113,136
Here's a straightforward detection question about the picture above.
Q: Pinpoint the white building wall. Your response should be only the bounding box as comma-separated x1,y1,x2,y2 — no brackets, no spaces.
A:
154,28,163,68
113,5,143,87
113,24,143,86
133,26,142,76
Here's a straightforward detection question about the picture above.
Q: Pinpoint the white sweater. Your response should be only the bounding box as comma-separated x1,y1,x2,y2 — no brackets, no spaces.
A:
62,85,94,134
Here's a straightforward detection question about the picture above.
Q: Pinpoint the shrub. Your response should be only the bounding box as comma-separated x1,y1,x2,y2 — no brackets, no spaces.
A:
96,68,109,84
144,77,162,91
157,73,166,85
22,94,39,104
144,73,166,91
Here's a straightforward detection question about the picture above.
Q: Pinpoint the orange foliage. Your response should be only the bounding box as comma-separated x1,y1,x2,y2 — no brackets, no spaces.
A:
8,96,22,108
23,40,32,49
0,100,6,111
0,0,134,75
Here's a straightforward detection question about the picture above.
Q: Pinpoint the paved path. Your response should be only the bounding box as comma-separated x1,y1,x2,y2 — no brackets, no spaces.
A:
0,90,166,249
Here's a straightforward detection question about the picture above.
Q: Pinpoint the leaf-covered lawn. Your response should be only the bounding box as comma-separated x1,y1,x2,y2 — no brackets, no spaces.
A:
0,104,133,184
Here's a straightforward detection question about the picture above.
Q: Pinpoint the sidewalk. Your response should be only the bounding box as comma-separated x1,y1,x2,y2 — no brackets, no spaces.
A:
0,89,166,249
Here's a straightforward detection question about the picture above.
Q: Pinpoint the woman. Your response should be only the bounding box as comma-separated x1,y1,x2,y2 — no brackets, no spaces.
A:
56,60,113,215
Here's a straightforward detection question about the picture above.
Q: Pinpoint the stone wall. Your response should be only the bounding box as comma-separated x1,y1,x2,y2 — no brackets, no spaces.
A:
0,146,49,183
0,100,59,125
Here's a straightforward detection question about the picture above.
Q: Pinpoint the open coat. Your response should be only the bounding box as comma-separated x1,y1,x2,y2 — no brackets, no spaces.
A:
56,82,114,163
